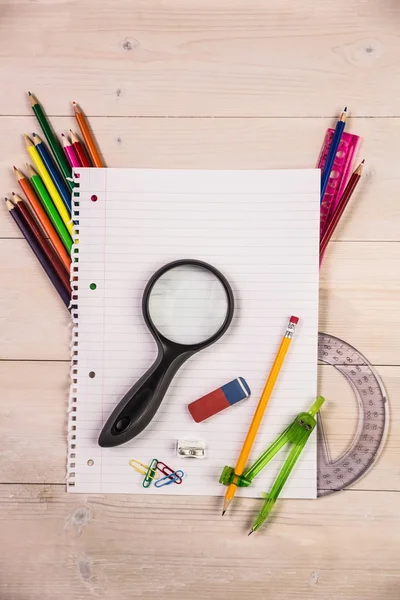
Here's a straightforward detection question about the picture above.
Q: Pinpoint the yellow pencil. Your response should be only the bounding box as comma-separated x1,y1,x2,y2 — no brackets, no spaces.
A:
222,316,299,515
23,135,72,234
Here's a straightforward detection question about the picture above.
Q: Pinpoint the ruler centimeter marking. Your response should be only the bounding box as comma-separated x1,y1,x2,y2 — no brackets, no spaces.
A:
317,333,389,496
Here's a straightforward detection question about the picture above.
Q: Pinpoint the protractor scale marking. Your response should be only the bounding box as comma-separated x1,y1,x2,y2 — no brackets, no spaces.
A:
317,333,388,497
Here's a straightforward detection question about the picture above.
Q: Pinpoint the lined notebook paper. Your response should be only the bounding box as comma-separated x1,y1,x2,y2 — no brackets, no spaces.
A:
68,168,320,496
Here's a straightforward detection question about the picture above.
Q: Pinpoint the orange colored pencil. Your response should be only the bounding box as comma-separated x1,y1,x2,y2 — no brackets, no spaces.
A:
222,316,299,515
72,102,104,167
13,167,71,272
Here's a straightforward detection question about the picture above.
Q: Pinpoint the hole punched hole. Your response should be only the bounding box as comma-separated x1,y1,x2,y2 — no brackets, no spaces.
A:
89,371,96,378
87,459,94,466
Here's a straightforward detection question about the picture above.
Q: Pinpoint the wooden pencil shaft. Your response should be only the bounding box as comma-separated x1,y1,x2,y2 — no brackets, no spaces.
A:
14,198,71,292
25,138,73,235
29,94,74,191
320,173,361,255
29,170,73,253
72,138,92,167
234,335,291,475
73,103,104,167
8,203,70,308
15,170,71,271
33,134,71,211
320,109,347,201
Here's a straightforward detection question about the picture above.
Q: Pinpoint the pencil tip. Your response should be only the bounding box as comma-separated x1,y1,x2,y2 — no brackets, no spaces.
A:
11,192,16,196
28,91,31,96
13,165,16,170
222,510,226,517
361,159,365,164
343,106,347,112
248,530,253,536
61,132,65,137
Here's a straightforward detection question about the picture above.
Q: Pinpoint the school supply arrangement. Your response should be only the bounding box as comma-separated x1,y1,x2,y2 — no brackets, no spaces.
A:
5,99,382,533
68,166,320,497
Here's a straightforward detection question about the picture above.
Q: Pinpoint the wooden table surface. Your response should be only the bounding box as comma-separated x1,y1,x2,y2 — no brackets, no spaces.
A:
1,1,399,598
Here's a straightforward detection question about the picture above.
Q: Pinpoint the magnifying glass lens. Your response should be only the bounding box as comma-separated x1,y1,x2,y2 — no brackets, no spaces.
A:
148,264,229,345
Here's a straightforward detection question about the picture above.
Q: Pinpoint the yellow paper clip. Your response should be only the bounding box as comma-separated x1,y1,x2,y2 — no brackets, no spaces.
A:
129,459,159,479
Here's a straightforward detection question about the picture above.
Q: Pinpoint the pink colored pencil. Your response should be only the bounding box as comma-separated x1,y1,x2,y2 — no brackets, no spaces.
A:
61,133,81,168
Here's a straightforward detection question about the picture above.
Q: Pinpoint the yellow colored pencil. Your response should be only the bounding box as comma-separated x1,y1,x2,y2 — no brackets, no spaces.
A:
24,135,72,234
222,316,299,515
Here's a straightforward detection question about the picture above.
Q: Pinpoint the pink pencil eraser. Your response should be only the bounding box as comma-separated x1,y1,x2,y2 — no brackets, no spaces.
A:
290,316,299,325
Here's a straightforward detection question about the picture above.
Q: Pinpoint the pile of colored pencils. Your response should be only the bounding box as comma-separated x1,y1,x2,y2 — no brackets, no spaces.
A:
6,93,104,309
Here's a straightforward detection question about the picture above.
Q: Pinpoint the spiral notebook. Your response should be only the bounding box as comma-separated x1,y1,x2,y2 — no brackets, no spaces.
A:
68,168,320,496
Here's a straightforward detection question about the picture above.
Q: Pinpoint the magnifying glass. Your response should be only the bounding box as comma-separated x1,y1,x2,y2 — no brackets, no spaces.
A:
98,259,234,447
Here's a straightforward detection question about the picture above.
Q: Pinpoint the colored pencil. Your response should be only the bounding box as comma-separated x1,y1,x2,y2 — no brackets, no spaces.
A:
222,316,299,516
73,102,104,167
61,133,81,168
32,133,71,211
69,130,91,167
25,163,73,254
28,92,74,191
320,107,348,202
12,193,71,292
24,135,73,235
5,198,70,308
13,167,71,272
320,161,364,260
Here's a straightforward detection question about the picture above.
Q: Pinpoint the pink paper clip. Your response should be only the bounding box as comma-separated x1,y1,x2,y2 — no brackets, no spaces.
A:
318,129,361,239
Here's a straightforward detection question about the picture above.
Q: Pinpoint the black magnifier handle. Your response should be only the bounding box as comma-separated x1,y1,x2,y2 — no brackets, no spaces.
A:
98,351,192,447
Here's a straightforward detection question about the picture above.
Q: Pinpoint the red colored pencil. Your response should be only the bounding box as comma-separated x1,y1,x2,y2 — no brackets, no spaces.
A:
61,133,81,168
5,198,70,308
12,193,71,293
69,130,91,167
320,161,364,260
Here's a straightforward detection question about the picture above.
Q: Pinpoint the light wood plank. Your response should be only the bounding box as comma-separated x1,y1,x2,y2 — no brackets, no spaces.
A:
1,116,399,241
0,1,400,117
0,484,399,599
0,239,397,363
0,360,398,491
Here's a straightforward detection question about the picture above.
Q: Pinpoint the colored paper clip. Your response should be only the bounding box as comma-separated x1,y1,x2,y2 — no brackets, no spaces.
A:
142,458,159,488
129,459,159,479
157,461,183,484
155,470,185,488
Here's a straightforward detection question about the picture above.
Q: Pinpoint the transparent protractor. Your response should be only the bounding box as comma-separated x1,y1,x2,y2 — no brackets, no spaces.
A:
317,333,389,497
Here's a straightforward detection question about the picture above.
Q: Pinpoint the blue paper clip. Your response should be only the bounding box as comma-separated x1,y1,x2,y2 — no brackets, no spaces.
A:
157,461,183,484
155,470,184,488
142,458,158,488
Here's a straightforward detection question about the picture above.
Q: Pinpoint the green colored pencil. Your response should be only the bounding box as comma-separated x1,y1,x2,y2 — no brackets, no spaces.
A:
26,163,73,253
28,92,74,191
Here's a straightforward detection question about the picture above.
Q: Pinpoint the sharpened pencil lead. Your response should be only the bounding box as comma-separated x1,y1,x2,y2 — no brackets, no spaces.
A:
248,530,253,536
222,510,226,517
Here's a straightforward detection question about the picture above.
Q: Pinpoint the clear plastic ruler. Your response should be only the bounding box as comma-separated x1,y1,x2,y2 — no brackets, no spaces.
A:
318,129,361,239
317,333,388,496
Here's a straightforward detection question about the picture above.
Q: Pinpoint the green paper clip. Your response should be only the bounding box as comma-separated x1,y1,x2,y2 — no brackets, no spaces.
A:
142,458,159,488
219,396,325,533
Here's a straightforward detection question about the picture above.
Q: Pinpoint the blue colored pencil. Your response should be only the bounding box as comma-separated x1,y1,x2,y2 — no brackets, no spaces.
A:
32,133,71,212
320,107,347,202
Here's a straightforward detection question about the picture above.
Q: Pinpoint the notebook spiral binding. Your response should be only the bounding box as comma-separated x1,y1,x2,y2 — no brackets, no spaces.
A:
66,172,81,488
